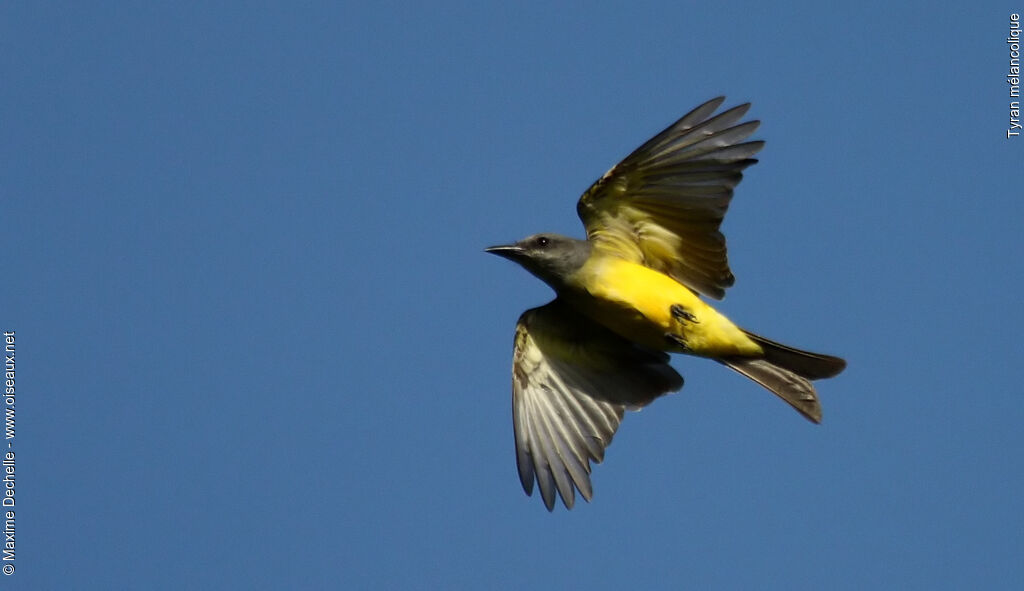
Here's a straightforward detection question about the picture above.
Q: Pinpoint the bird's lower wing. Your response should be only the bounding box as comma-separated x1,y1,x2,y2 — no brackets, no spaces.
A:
511,300,684,511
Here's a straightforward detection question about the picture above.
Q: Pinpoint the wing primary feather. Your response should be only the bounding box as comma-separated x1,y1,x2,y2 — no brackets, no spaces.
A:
511,385,535,495
543,372,599,474
551,377,609,461
532,390,582,508
641,104,754,163
623,98,729,165
673,96,726,129
524,390,558,511
693,141,765,162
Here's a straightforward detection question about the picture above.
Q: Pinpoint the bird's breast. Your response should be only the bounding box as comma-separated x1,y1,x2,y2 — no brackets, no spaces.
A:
567,256,760,357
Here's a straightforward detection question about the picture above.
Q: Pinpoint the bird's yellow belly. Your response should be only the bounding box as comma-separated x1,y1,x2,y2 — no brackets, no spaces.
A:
568,257,762,357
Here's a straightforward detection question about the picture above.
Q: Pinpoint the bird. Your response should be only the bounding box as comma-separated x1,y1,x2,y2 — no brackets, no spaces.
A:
486,97,846,511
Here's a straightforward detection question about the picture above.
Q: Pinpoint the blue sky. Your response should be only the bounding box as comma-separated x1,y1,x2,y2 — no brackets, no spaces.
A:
3,2,1023,589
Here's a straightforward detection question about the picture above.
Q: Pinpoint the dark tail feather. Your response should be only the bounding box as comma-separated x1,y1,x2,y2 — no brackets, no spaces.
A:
721,357,823,423
741,330,846,379
721,331,846,424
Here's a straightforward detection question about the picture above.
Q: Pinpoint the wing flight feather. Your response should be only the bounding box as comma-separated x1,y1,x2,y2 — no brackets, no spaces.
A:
577,97,764,299
511,301,683,510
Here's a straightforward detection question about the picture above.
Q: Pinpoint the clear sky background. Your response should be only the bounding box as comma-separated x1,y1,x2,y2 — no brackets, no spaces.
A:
3,2,1023,589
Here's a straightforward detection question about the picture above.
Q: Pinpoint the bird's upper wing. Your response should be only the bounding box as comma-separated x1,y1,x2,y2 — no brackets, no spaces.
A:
576,97,764,299
511,300,683,511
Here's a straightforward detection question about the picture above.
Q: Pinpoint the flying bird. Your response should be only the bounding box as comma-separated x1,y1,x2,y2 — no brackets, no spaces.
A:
486,97,846,511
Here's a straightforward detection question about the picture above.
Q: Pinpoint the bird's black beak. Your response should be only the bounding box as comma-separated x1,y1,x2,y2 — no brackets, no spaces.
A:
484,244,526,261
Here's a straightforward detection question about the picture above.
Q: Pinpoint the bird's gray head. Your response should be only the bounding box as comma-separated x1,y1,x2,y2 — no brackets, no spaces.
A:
485,233,592,292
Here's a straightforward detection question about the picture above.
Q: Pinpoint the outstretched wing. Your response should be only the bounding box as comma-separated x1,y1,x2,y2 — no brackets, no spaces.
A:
577,97,764,299
511,300,683,511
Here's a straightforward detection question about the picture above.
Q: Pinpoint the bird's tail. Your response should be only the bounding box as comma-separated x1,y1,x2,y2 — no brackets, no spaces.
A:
720,330,846,423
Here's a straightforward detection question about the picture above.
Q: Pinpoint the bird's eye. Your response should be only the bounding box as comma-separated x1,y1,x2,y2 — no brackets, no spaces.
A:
536,236,549,248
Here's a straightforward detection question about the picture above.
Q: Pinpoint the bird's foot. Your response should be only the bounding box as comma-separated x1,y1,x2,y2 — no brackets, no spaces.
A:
670,304,699,324
665,333,690,352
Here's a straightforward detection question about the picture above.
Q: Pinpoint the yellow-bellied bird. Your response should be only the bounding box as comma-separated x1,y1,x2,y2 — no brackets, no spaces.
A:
487,98,846,511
